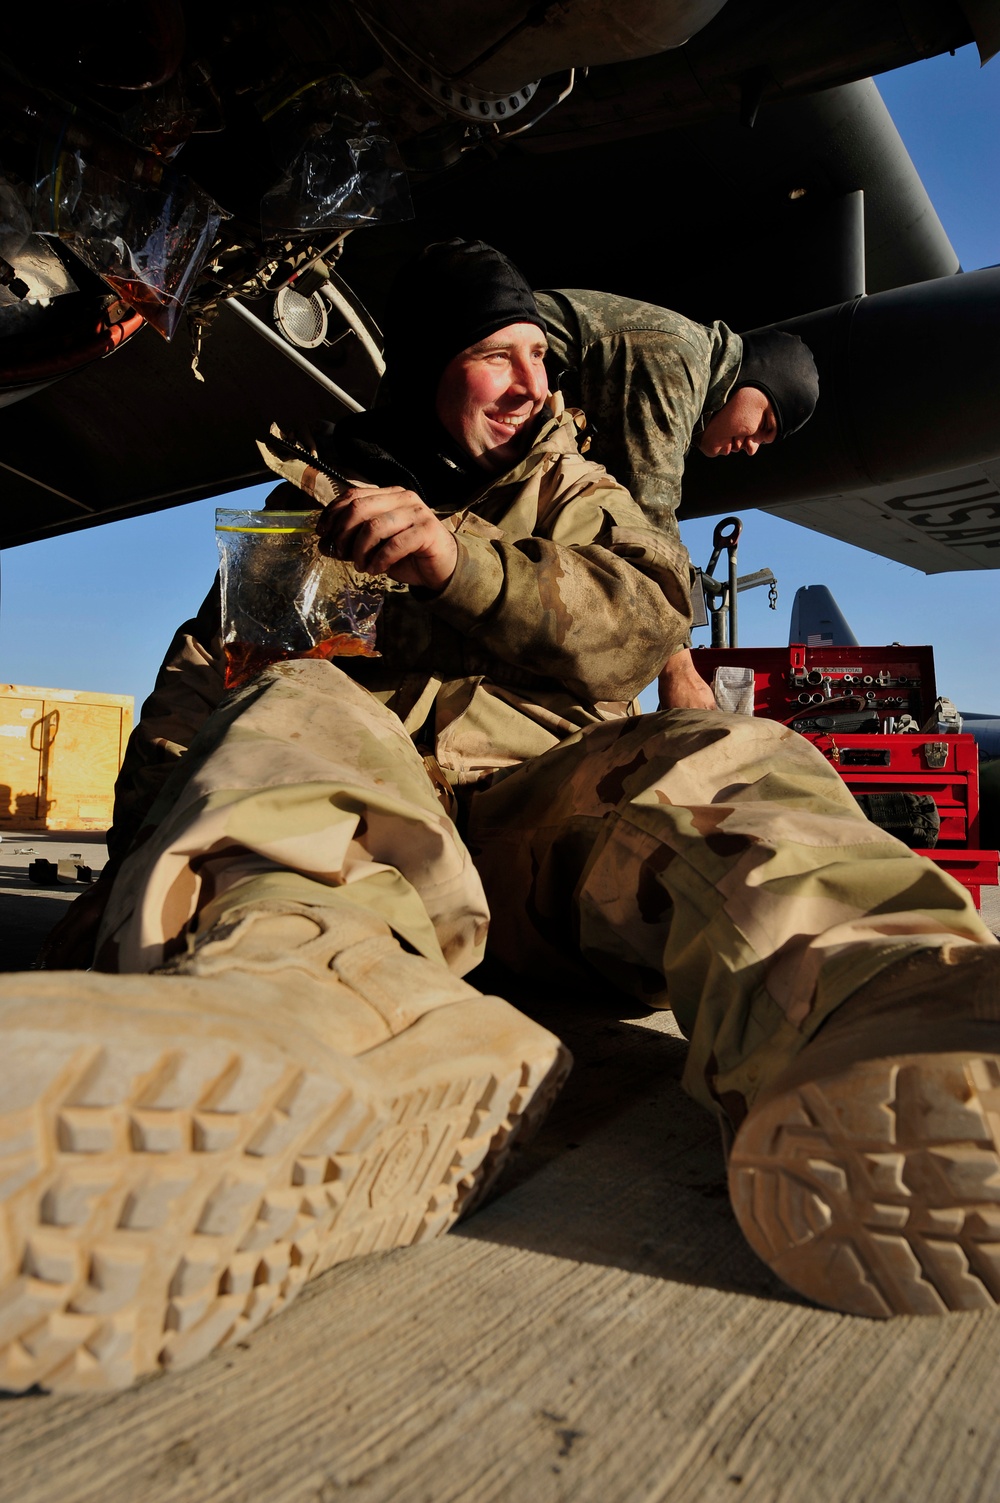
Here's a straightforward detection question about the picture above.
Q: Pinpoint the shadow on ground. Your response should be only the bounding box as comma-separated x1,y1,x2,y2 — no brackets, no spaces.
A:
456,960,799,1308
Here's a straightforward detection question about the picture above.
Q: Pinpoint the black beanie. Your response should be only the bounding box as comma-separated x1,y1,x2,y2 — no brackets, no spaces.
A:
734,328,820,439
382,239,545,399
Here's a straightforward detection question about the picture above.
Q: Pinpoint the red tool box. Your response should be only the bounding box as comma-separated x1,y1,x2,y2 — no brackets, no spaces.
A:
691,644,999,907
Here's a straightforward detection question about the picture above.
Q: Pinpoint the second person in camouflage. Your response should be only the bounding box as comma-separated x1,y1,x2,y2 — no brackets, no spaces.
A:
537,287,819,710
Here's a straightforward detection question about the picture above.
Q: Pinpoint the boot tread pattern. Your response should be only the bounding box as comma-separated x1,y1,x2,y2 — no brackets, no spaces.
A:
728,1053,1000,1318
0,1019,563,1391
456,1046,573,1222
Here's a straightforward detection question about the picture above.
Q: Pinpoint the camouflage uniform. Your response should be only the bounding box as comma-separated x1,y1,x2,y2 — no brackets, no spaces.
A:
536,290,743,544
108,297,742,858
106,395,692,861
96,392,996,1131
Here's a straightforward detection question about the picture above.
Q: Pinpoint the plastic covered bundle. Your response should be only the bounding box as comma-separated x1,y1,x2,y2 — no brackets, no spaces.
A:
216,509,387,690
119,67,221,162
0,66,228,340
118,88,200,162
29,146,227,339
258,74,412,233
0,177,78,310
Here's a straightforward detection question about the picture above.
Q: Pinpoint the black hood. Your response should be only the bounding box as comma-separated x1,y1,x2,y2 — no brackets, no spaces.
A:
735,328,820,438
382,238,545,404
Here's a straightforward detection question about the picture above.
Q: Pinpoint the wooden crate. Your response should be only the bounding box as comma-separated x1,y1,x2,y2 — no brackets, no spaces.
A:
0,684,133,831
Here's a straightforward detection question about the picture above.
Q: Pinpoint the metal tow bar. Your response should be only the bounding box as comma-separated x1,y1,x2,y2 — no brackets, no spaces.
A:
695,517,778,648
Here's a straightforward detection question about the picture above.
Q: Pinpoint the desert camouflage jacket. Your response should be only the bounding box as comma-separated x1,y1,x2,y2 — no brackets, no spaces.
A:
107,394,691,861
537,290,743,544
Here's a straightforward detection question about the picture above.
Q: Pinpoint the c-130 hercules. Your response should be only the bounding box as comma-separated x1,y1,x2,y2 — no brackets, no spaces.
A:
0,0,998,577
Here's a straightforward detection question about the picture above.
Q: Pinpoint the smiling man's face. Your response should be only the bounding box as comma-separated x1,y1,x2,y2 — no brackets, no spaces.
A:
435,322,549,472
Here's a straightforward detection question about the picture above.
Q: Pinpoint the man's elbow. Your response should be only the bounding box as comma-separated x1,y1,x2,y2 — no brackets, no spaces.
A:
567,624,684,704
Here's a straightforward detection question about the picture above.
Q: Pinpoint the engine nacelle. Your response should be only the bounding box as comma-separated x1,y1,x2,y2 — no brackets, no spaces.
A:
682,267,1000,513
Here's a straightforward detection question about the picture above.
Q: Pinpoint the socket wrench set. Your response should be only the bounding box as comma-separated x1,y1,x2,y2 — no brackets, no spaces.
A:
691,644,999,905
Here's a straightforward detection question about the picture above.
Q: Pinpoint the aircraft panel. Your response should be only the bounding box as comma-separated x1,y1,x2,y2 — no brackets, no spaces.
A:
761,461,1000,574
0,302,377,550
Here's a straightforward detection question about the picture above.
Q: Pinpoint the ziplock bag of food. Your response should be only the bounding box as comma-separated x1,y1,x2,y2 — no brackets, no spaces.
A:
216,508,385,689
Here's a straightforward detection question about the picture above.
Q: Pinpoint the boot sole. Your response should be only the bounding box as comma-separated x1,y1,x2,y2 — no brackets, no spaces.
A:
0,974,569,1391
729,1050,1000,1317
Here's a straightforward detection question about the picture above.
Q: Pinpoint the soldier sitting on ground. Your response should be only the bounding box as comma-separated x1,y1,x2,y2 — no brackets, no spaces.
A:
6,240,998,1395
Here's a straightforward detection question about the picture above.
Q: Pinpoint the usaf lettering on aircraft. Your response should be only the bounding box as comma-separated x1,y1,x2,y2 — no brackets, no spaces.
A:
884,479,1000,548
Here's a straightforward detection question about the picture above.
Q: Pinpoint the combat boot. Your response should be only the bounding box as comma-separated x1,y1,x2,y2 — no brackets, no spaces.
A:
728,942,1000,1317
0,891,570,1391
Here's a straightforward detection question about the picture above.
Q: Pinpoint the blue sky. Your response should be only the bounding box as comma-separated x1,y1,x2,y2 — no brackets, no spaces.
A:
675,45,1000,714
2,43,998,716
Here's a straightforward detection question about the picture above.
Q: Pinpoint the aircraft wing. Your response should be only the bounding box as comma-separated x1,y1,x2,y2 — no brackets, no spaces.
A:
0,300,378,550
1,2,997,564
759,463,1000,575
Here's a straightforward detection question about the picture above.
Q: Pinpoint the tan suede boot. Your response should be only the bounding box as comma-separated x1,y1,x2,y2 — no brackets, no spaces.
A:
728,943,1000,1317
0,897,569,1391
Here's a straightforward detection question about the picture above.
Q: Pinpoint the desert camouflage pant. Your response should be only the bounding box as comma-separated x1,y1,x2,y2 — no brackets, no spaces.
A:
97,660,995,1124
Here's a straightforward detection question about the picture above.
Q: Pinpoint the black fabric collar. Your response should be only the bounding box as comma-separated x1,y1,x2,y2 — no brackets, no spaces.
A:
326,408,487,513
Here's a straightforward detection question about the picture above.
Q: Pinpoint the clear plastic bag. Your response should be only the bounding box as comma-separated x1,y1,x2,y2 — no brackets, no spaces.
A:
258,74,412,233
216,509,385,690
118,67,220,162
1,72,226,337
30,149,227,339
0,177,78,310
119,88,199,162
